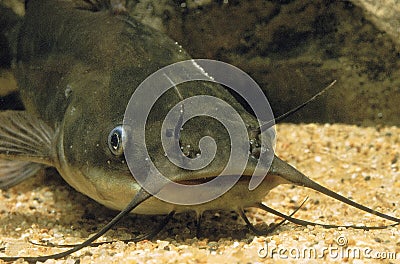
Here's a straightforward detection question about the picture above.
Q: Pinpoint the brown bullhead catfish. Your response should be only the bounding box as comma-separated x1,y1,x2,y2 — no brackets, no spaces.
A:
0,0,399,261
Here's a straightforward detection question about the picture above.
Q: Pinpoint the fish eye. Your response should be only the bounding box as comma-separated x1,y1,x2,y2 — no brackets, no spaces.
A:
108,125,124,156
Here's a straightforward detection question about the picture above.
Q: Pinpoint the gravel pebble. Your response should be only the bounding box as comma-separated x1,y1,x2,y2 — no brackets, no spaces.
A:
0,123,399,263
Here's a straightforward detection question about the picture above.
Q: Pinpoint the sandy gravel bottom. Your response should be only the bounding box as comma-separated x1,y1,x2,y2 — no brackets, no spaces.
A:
0,123,399,263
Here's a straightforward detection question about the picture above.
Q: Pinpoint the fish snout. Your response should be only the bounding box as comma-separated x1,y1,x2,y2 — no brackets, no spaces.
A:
173,123,276,183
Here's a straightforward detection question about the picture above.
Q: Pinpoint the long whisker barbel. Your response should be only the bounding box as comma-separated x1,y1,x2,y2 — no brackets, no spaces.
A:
256,202,399,230
254,80,337,133
0,188,152,263
28,211,176,249
240,196,309,235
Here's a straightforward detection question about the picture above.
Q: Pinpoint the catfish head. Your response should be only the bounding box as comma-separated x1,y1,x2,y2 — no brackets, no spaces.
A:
60,56,286,214
3,0,281,215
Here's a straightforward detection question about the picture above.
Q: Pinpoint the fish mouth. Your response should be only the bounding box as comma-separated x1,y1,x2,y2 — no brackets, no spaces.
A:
177,175,250,185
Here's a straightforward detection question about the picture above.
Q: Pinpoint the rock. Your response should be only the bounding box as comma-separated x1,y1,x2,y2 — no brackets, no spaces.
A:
0,1,23,97
1,0,399,126
350,0,400,47
157,1,400,126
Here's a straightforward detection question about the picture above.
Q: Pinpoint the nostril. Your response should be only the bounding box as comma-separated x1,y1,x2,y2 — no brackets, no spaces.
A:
181,145,191,157
249,136,261,159
179,142,199,158
251,147,261,159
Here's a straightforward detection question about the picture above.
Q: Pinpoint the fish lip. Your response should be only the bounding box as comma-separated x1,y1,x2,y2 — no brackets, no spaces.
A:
176,174,253,185
174,159,270,186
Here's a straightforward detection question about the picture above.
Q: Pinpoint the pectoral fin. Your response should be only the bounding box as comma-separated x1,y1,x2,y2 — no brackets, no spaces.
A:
0,159,43,189
0,111,55,188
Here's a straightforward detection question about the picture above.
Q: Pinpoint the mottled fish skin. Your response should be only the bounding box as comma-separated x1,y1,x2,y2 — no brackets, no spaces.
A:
1,0,400,229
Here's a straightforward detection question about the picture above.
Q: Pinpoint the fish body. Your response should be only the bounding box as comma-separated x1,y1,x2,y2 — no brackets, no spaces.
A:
1,0,284,215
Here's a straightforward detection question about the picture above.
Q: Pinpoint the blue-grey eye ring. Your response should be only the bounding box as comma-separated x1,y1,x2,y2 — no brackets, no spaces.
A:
108,125,124,156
